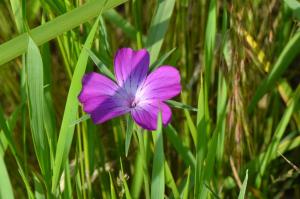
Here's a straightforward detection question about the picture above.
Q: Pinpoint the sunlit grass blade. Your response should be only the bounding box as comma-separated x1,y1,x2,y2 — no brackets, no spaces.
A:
109,173,117,199
284,0,300,20
0,0,127,66
51,17,100,193
249,31,300,112
0,155,14,199
164,161,180,198
238,170,248,199
146,0,176,64
120,159,133,199
166,100,198,112
182,167,191,199
150,48,176,70
26,37,51,185
85,48,115,80
151,112,164,199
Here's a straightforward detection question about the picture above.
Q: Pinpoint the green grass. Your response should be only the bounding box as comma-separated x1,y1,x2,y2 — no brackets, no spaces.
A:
0,0,300,198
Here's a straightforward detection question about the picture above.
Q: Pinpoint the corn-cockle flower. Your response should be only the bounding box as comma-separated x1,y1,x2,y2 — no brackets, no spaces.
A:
78,48,181,130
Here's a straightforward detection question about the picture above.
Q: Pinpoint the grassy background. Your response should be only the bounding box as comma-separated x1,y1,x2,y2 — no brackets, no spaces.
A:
0,0,300,198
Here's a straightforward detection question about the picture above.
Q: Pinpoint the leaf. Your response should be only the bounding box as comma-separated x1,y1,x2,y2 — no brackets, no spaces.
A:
151,112,165,199
238,170,248,199
120,159,132,199
85,48,115,80
166,100,198,112
125,115,134,157
26,37,51,183
0,0,127,66
284,0,300,20
51,17,100,193
103,9,138,40
109,173,117,199
150,48,176,70
146,0,176,64
182,167,191,199
0,155,14,199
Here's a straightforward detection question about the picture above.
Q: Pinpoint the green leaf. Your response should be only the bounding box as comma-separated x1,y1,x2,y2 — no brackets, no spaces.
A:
26,37,51,183
0,155,14,199
109,173,117,199
146,0,176,64
103,9,138,40
51,17,100,193
151,112,165,199
85,48,115,80
238,170,248,199
125,115,134,157
120,159,133,199
284,0,300,20
166,100,198,112
182,167,191,199
0,0,127,66
150,48,176,70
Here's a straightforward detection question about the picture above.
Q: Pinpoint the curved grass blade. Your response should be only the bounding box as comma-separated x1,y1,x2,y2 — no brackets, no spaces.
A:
0,155,14,199
151,112,165,199
26,37,52,185
166,100,198,112
51,17,100,193
238,170,248,199
146,0,176,64
0,0,127,66
150,48,176,70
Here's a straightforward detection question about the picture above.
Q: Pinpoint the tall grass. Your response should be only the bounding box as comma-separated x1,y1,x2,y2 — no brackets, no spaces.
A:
0,0,300,198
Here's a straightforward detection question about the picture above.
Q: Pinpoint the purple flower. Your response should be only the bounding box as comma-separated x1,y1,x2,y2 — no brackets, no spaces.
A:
78,48,181,130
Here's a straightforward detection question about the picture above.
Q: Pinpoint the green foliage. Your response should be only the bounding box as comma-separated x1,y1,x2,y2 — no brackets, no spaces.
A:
0,0,300,198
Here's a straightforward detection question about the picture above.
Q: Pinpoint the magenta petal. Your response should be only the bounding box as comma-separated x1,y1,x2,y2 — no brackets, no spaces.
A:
131,100,171,131
114,48,149,95
78,72,129,123
137,66,181,101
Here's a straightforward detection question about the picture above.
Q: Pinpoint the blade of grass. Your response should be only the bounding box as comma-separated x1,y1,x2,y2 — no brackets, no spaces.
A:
0,0,127,66
164,161,180,198
151,112,165,199
26,37,52,187
51,17,100,193
238,170,248,199
166,100,198,112
182,167,191,199
146,0,176,64
0,155,14,199
150,48,176,70
103,9,138,40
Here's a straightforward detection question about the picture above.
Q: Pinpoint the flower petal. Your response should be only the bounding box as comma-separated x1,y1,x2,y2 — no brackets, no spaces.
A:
131,100,171,131
114,48,149,95
136,66,181,101
78,72,129,123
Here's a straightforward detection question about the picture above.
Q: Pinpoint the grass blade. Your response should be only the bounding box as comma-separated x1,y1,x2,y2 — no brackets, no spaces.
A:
26,37,51,185
51,17,100,193
151,112,165,199
0,155,14,199
146,0,175,64
238,170,248,199
0,0,127,66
